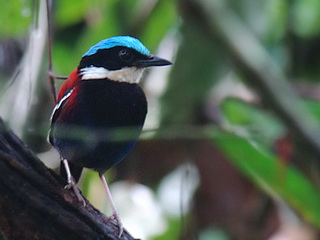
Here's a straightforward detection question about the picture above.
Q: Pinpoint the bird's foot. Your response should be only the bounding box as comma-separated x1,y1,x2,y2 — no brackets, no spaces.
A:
108,212,124,238
65,178,86,206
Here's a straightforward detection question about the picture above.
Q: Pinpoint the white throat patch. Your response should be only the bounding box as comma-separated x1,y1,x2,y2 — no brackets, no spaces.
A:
80,66,145,84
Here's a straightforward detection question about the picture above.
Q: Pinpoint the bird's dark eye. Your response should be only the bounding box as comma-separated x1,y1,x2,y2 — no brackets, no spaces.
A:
119,49,134,62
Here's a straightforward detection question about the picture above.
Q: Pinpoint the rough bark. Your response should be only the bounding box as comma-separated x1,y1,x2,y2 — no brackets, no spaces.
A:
0,118,137,240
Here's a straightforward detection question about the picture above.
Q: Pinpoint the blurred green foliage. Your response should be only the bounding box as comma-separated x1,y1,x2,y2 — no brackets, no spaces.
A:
213,129,320,229
2,0,320,239
52,0,177,75
0,0,33,37
221,98,285,146
159,19,228,126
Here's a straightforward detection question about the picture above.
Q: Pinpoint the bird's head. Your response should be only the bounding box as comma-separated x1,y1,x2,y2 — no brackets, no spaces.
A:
78,36,171,84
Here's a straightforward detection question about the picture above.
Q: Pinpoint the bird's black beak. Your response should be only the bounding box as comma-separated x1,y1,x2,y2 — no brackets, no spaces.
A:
134,55,172,68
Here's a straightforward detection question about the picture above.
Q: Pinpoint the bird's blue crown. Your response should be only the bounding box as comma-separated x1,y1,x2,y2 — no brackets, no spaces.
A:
82,36,150,57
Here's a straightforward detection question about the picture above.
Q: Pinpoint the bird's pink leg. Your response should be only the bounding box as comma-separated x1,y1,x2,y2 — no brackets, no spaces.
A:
62,159,86,206
99,173,124,238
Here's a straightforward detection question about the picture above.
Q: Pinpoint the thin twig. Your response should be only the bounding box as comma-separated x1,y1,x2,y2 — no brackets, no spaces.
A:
46,0,57,102
49,70,68,80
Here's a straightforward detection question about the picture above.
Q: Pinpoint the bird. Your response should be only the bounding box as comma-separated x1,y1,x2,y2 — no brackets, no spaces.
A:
49,36,171,236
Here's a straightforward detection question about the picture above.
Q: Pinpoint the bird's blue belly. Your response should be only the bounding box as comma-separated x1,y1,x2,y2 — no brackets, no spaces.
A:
51,79,147,172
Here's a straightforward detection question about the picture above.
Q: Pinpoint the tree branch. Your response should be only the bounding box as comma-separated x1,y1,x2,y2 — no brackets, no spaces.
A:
0,118,137,240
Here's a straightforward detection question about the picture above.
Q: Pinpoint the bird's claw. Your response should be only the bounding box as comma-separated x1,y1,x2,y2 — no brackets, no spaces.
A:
64,181,73,190
64,178,86,206
108,213,124,238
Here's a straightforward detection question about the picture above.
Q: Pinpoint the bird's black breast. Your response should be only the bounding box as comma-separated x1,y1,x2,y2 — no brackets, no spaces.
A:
78,80,147,127
51,79,147,172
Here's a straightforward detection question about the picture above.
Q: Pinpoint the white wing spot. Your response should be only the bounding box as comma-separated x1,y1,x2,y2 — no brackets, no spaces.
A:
50,89,74,122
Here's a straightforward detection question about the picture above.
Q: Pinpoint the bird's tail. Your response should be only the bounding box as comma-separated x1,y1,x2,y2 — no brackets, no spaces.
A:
60,161,83,183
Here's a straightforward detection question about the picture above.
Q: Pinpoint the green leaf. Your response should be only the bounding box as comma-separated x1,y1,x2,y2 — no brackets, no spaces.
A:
303,99,320,121
212,130,320,228
55,0,102,27
159,18,229,127
0,0,32,36
221,98,285,146
264,0,288,43
292,0,320,37
152,217,181,240
139,0,177,51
